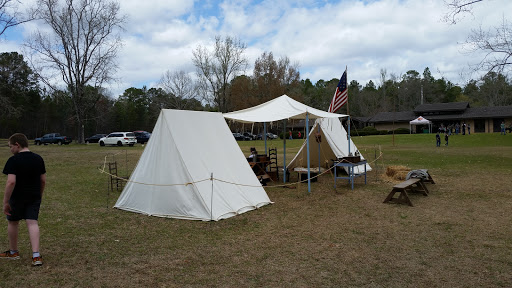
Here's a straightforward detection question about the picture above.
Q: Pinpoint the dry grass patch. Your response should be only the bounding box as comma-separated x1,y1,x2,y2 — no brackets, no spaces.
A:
0,136,512,287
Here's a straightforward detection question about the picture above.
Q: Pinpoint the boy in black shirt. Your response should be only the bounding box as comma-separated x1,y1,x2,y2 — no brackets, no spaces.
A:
1,133,46,266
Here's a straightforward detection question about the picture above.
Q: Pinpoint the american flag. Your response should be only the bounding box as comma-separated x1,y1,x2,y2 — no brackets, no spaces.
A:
328,69,348,113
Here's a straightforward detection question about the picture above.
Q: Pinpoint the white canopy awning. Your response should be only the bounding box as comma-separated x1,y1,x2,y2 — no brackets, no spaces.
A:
223,95,347,123
410,116,432,134
410,116,431,124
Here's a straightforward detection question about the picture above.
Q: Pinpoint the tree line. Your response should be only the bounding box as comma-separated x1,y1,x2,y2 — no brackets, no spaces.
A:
1,0,512,141
2,49,512,140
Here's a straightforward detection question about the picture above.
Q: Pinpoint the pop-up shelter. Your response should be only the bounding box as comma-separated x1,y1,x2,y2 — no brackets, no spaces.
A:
287,118,371,174
114,109,272,221
223,95,347,192
409,116,432,133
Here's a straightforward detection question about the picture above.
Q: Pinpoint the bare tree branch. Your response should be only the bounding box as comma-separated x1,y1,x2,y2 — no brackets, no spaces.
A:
0,0,34,36
444,0,512,75
443,0,485,24
24,0,125,142
192,35,248,112
462,17,512,74
158,70,199,110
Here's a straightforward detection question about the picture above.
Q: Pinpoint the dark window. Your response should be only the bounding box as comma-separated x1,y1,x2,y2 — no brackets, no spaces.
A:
493,118,504,132
474,119,485,133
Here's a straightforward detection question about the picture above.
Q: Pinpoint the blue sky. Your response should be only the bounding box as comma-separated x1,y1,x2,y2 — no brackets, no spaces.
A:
1,0,510,97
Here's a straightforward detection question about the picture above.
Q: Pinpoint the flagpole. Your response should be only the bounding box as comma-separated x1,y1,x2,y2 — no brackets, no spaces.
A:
345,66,349,116
346,66,351,156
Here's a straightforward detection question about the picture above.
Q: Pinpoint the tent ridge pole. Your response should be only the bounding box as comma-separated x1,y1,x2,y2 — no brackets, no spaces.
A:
283,119,287,183
264,122,267,156
348,116,351,155
210,172,214,221
318,122,321,172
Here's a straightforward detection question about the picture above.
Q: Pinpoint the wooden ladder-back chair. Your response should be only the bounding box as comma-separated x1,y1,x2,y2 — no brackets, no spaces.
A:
108,161,125,192
267,147,279,181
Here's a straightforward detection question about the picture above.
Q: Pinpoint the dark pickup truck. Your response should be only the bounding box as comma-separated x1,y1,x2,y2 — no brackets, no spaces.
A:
34,133,72,145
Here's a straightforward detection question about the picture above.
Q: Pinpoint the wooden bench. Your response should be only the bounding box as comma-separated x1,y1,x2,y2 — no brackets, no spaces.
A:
383,178,429,207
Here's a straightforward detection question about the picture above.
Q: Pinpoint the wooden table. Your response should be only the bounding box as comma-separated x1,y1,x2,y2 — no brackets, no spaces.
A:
248,159,271,183
334,160,367,190
293,167,324,182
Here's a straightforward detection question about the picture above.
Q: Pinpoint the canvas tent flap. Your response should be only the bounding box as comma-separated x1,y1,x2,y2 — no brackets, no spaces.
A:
287,118,371,174
223,95,348,123
114,109,272,221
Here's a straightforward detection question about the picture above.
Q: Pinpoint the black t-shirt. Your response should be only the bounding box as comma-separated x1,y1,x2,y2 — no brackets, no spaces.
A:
2,151,46,201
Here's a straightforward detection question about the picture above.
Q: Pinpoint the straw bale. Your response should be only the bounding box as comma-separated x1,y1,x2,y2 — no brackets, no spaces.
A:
383,165,410,182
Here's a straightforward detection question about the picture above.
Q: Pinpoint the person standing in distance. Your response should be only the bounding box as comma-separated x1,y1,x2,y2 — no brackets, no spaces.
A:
1,133,46,266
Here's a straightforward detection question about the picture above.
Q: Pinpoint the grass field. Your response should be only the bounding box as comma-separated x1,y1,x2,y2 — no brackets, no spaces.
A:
1,133,511,287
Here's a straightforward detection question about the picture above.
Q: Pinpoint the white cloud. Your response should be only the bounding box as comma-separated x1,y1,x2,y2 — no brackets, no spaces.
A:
0,38,21,52
2,0,512,97
119,0,194,34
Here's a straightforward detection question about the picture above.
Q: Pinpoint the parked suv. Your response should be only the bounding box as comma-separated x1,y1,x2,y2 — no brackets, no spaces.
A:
232,133,250,141
133,131,151,144
257,133,278,140
243,132,256,140
99,132,137,147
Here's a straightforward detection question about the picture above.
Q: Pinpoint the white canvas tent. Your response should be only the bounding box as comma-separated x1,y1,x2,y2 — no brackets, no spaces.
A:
224,95,347,192
287,118,372,174
223,95,346,123
409,116,432,134
114,109,272,221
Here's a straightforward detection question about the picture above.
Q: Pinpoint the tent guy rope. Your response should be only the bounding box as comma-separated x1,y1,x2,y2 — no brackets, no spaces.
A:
98,151,383,189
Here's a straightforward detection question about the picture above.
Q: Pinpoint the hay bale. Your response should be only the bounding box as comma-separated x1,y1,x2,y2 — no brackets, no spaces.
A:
384,165,410,182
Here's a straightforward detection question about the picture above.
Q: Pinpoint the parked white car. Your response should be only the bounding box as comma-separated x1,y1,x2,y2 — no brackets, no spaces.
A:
267,133,278,139
99,132,137,147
